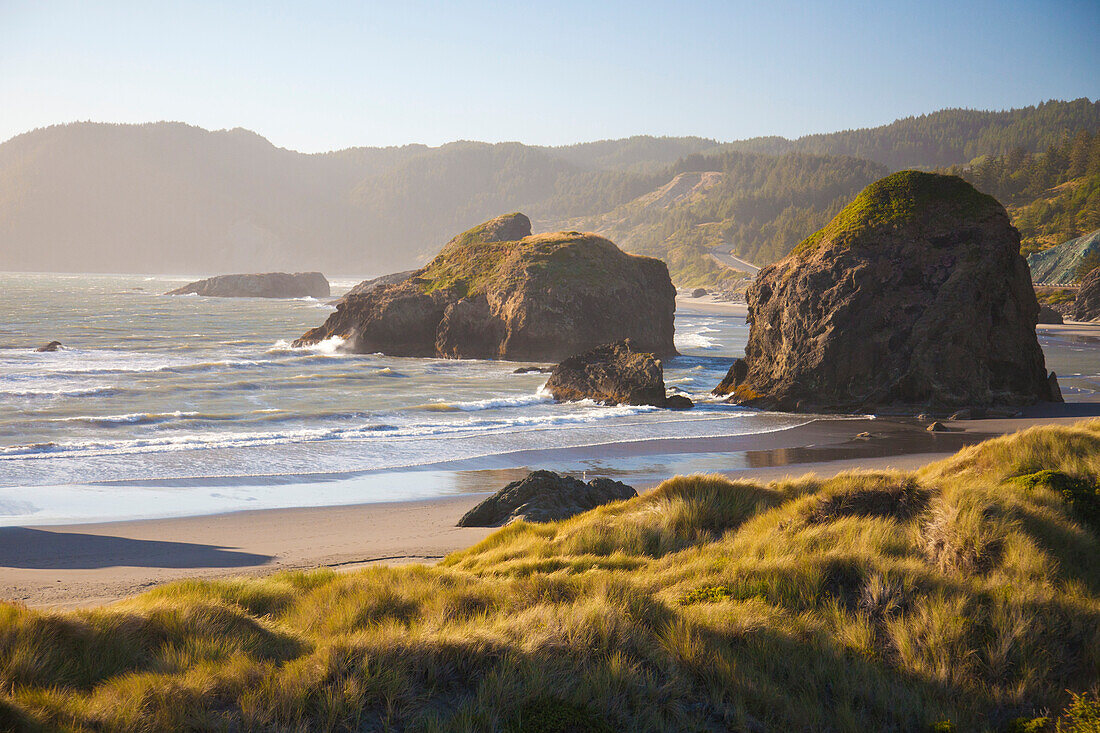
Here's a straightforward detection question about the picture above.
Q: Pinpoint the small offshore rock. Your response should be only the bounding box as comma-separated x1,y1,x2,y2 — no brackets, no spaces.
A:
926,421,948,432
457,470,637,527
167,272,329,298
855,431,872,439
513,366,552,374
665,394,694,410
34,341,62,352
545,340,667,407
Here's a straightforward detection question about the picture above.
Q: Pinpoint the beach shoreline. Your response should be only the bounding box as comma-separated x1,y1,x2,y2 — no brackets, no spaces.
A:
4,408,1098,610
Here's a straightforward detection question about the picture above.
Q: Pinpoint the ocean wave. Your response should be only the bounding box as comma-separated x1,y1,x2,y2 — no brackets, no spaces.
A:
414,394,553,413
0,385,125,398
55,410,201,427
675,326,722,350
268,336,346,355
0,401,680,460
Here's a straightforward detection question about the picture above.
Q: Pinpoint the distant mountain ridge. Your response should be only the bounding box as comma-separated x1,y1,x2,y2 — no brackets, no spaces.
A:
1,99,1097,279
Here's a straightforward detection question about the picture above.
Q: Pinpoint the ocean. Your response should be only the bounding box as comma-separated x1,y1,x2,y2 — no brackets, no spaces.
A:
2,272,1097,525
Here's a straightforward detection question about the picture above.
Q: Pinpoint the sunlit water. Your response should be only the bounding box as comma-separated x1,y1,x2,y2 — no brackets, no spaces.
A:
2,272,1096,524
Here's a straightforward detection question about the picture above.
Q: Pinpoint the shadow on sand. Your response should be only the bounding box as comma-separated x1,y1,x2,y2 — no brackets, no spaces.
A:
0,527,272,570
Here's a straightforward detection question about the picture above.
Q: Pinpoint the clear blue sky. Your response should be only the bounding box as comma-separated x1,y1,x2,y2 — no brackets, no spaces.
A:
1,0,1097,153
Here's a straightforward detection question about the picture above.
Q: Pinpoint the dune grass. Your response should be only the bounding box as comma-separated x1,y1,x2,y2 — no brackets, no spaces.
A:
3,422,1100,731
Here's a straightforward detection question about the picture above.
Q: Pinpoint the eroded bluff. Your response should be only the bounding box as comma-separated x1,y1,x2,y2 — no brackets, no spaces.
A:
294,213,677,361
716,171,1058,411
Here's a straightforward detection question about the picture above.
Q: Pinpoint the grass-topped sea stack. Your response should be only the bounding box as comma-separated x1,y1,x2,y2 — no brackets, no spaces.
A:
295,213,677,361
716,171,1060,412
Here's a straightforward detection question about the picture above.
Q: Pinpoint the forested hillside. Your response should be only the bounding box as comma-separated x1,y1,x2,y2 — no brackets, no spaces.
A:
724,98,1100,170
0,100,1096,281
943,128,1100,253
545,152,887,285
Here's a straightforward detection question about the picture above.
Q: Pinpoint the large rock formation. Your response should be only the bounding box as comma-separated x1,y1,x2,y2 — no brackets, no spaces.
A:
167,272,329,298
716,171,1058,412
1072,267,1100,322
457,470,637,527
545,340,667,407
293,213,677,361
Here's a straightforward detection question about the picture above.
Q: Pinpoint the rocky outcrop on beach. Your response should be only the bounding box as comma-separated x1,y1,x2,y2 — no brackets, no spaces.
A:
716,171,1058,412
545,340,668,407
1072,267,1100,322
457,470,637,527
1037,305,1064,325
293,213,677,360
167,272,329,298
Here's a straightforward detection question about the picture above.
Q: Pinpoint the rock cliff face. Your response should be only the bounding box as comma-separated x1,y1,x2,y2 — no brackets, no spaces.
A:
545,340,667,407
167,272,329,298
294,213,677,360
716,171,1057,411
1073,267,1100,322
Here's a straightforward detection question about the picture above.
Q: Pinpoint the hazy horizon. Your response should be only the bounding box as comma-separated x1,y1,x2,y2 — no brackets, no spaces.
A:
3,97,1095,155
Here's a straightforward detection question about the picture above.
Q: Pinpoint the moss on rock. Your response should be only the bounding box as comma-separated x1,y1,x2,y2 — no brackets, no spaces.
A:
792,171,1002,257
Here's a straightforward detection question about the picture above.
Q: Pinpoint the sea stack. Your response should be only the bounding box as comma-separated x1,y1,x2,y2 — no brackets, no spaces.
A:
715,171,1058,411
294,213,677,361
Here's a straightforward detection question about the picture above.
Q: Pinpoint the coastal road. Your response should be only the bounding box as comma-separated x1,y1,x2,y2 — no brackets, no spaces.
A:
709,248,761,275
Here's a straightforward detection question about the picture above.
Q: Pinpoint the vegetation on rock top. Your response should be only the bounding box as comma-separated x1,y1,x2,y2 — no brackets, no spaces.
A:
791,171,1002,257
416,230,628,298
2,421,1099,730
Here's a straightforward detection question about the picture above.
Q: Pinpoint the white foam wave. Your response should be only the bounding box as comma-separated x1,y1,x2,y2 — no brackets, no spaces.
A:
55,410,200,426
268,336,346,355
0,401,673,460
424,394,554,412
675,326,721,350
0,385,123,398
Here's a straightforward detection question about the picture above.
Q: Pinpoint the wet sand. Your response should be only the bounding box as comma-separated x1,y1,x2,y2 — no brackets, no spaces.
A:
5,407,1098,610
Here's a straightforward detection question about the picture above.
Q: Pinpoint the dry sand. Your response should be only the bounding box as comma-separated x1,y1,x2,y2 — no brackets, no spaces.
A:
4,408,1097,610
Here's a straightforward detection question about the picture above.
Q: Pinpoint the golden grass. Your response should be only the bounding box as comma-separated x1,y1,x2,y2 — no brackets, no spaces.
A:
2,421,1100,731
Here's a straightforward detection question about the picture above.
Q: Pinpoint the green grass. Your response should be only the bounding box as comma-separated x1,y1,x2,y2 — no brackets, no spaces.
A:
1035,287,1077,307
415,230,626,298
3,422,1100,731
791,170,1002,258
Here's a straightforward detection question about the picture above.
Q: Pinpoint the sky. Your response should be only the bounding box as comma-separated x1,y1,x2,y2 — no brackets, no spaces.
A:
1,0,1098,153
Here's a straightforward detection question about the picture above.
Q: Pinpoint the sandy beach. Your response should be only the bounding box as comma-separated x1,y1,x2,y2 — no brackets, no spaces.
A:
5,404,1098,610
